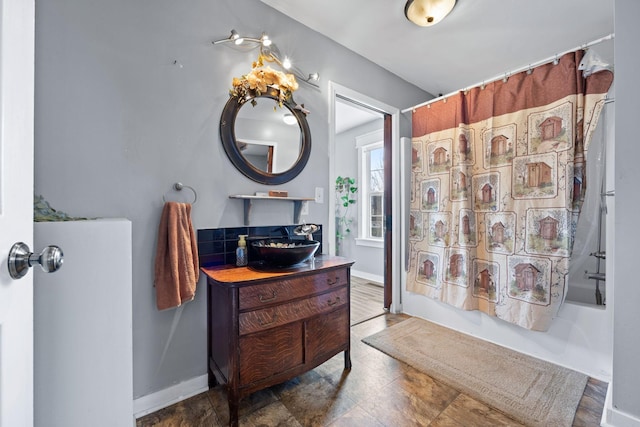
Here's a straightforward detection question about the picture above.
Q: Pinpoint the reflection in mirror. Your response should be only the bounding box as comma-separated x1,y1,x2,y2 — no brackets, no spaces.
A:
220,86,311,185
236,141,274,173
235,100,301,174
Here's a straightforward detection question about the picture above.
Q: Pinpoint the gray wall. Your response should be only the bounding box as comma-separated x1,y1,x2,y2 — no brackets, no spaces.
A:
335,119,385,279
33,0,430,398
612,0,640,419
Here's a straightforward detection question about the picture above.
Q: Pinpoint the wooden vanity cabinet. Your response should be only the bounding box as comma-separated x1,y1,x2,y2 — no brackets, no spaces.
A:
202,256,354,427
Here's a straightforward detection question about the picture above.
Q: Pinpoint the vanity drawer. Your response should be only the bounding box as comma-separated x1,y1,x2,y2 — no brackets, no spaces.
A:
239,268,348,311
239,287,348,336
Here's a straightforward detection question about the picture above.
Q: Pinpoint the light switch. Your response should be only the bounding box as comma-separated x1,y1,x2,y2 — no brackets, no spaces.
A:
315,187,324,204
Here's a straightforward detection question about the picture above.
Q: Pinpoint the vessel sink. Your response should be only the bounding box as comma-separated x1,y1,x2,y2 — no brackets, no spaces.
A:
251,238,319,267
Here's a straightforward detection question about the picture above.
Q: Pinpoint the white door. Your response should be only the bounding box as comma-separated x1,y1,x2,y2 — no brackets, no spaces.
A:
0,0,36,425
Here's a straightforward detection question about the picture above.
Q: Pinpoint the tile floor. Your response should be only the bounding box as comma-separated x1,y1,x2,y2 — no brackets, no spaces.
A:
137,313,606,426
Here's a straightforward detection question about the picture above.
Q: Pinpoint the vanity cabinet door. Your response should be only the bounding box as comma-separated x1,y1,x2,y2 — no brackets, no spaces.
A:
238,322,304,386
306,306,349,362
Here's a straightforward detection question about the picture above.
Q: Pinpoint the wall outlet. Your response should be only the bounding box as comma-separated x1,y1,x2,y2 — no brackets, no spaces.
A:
315,187,324,204
300,201,309,216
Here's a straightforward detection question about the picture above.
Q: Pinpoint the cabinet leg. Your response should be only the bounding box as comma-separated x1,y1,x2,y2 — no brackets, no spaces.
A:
344,349,352,370
228,394,239,427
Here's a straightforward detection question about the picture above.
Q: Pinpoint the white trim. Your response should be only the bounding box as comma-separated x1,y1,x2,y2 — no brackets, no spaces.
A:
357,140,384,241
603,382,613,426
328,81,402,314
355,129,383,148
133,374,209,419
355,237,383,248
602,382,640,427
235,138,281,172
604,408,640,426
351,269,384,285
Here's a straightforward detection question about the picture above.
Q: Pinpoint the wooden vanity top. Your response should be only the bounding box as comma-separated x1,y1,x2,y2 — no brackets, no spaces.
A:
201,255,354,285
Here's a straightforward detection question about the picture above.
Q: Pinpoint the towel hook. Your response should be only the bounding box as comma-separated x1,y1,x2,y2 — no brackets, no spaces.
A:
163,182,198,204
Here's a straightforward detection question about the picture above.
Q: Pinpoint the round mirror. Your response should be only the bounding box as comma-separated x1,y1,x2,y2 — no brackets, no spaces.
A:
220,87,311,185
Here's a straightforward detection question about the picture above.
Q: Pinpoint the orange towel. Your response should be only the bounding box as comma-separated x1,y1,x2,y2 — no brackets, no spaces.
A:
154,202,199,310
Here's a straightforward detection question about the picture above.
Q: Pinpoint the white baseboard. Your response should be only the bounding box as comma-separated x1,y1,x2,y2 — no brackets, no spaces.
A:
602,381,640,427
351,269,384,285
133,374,209,419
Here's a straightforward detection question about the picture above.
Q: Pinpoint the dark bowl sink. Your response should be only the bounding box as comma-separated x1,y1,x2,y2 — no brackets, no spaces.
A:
251,238,320,267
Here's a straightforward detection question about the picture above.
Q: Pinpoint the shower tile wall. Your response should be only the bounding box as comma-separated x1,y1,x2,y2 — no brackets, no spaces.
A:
197,224,323,267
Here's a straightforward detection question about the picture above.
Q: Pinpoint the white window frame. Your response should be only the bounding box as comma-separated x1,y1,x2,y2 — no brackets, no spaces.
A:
355,129,384,249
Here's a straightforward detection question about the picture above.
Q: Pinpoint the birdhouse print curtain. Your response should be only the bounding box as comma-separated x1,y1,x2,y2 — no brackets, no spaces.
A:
406,51,613,331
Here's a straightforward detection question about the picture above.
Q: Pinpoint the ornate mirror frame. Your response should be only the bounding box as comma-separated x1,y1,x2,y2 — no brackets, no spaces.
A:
220,87,311,185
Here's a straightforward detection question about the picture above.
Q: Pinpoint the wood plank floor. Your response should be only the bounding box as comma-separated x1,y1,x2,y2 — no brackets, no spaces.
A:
137,314,607,427
350,276,385,325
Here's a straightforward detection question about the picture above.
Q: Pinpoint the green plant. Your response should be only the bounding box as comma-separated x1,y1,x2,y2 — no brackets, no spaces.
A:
335,176,358,242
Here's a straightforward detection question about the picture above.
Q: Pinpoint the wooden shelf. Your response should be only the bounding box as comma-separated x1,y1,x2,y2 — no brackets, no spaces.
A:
229,195,315,225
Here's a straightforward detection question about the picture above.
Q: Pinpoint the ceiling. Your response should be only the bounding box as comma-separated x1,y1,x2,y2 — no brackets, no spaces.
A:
260,0,615,98
335,98,383,134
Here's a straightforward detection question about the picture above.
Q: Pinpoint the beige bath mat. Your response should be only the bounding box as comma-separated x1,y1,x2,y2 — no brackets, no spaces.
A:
362,317,588,426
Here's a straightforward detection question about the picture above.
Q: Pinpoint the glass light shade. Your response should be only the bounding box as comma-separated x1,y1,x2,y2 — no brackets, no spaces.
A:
404,0,456,27
283,113,297,125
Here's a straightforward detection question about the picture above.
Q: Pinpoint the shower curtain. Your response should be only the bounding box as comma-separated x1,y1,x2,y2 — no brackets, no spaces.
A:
407,51,613,330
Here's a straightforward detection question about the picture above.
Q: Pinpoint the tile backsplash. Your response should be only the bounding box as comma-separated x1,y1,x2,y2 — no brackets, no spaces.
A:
197,224,323,267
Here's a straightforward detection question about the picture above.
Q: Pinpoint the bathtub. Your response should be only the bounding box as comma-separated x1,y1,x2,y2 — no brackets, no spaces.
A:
399,100,614,381
401,288,613,381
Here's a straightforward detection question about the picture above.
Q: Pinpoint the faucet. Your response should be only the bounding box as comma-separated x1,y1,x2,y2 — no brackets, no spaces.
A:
294,223,319,240
279,226,291,238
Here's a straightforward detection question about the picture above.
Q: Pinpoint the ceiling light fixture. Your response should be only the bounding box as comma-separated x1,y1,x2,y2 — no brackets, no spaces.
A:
404,0,456,27
213,30,320,89
283,113,297,125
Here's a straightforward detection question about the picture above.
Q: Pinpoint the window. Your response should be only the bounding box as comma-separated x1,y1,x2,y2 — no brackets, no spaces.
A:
367,146,384,238
356,130,384,247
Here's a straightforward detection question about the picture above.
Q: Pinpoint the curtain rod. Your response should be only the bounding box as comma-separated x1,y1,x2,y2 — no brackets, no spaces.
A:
402,33,615,114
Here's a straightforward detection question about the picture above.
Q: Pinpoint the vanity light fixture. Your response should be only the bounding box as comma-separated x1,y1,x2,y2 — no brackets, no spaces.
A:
404,0,456,27
260,34,272,47
213,29,320,88
214,29,256,47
